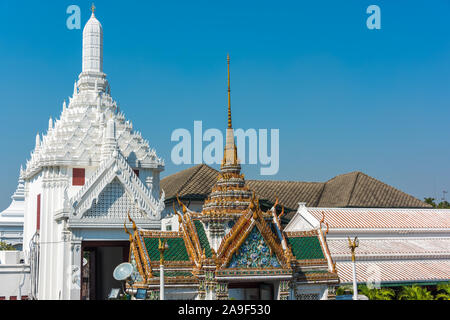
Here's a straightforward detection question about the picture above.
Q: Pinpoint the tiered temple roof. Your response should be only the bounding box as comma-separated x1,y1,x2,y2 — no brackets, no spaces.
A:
126,55,338,296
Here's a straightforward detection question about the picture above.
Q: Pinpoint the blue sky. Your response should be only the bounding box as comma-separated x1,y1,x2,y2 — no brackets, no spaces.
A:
0,0,449,209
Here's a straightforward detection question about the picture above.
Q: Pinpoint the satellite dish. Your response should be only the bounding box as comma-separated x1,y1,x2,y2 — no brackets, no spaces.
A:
113,263,133,281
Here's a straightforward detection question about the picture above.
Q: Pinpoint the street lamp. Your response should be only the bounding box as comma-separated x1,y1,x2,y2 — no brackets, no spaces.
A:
158,239,169,300
348,236,359,300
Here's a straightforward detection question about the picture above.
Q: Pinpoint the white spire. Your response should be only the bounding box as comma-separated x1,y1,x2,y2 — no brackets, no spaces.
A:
48,117,53,131
11,173,25,202
101,116,118,161
73,81,78,96
35,133,40,151
82,11,103,73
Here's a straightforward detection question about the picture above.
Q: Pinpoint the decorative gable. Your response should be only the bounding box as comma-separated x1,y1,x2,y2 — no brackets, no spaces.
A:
82,178,145,221
67,150,164,227
227,226,281,269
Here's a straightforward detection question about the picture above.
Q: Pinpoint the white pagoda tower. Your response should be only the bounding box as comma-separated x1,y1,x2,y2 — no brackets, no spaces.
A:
20,7,165,300
0,173,26,250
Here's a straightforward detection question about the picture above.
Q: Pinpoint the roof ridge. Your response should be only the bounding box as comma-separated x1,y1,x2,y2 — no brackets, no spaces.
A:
345,171,361,207
356,172,430,207
247,179,323,184
178,164,208,196
314,183,327,207
326,171,360,182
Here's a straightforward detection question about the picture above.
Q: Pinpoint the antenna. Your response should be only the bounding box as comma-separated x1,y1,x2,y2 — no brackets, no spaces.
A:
112,262,135,299
113,262,133,281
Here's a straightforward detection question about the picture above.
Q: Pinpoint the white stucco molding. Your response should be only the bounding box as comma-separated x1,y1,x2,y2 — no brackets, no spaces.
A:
284,202,319,232
68,150,165,222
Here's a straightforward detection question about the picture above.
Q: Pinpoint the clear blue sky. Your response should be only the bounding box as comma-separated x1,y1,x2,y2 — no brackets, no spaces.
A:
0,0,449,209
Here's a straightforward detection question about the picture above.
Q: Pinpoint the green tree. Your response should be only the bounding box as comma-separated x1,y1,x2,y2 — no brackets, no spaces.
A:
424,197,437,207
336,285,353,296
437,201,450,209
424,197,450,208
359,285,395,300
0,241,16,251
435,282,450,300
398,285,433,300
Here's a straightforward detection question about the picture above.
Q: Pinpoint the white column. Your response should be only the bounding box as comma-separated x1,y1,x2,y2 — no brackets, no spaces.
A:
69,240,82,300
352,260,358,300
160,264,164,300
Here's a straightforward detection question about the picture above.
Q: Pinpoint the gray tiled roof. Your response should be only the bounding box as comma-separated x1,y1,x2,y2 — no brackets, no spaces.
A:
160,165,431,218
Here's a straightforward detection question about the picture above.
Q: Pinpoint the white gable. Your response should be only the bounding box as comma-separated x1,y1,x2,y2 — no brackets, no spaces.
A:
67,150,164,225
284,202,319,232
82,178,144,221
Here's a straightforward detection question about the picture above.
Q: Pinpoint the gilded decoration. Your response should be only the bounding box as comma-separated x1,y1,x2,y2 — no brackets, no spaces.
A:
228,227,281,269
122,55,337,299
129,251,144,283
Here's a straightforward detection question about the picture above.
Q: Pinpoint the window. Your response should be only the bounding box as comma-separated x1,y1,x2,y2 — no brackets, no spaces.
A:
133,169,140,177
36,194,41,231
166,225,172,231
73,168,85,186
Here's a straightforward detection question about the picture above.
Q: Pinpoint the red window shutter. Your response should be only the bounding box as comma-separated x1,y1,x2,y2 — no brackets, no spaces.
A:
10,296,17,300
21,296,28,300
0,297,5,300
36,194,41,231
133,169,140,177
73,168,85,186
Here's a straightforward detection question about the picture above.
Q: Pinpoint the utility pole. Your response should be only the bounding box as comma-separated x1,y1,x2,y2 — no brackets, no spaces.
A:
442,190,448,202
348,236,359,300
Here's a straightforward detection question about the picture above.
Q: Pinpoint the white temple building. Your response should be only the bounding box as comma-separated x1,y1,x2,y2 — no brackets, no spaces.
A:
1,6,448,301
285,204,450,287
0,175,26,250
4,9,166,300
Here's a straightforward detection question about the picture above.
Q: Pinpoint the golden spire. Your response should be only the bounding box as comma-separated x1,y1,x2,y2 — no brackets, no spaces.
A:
91,3,96,14
227,54,232,129
222,53,239,167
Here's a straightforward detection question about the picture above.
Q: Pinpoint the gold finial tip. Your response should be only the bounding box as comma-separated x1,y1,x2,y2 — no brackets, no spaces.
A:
91,3,96,14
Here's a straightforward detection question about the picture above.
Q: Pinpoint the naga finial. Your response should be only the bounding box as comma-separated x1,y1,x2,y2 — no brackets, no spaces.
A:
124,218,133,242
127,210,137,231
278,205,285,219
176,194,187,214
273,196,279,209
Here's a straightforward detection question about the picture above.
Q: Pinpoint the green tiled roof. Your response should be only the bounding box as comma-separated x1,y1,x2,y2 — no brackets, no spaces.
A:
152,270,194,278
286,236,325,260
143,237,190,262
193,220,212,258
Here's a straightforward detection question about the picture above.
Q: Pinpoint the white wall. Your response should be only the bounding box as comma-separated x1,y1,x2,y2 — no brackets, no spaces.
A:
0,252,30,299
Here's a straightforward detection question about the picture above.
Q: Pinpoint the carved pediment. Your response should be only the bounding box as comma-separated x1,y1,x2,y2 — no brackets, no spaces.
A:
68,151,164,223
227,226,282,269
82,177,146,221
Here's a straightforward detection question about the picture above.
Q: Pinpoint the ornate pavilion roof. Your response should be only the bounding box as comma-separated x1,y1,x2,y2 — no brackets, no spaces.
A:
126,55,338,289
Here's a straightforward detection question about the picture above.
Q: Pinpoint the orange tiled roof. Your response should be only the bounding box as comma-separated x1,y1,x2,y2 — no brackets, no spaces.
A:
306,207,450,230
336,260,450,285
